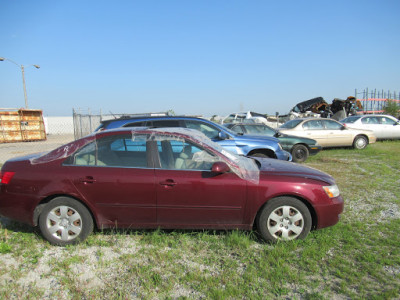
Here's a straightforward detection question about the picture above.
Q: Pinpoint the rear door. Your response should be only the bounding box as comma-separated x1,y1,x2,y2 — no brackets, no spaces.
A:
64,133,156,227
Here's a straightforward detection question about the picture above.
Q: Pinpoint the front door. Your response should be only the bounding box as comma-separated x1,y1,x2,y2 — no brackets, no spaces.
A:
154,138,247,226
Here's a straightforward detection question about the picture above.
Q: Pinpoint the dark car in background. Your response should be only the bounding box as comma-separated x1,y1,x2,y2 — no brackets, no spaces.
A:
95,116,292,161
224,123,322,162
0,127,343,245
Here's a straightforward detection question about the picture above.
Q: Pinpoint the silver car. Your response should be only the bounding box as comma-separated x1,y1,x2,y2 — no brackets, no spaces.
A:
341,114,400,140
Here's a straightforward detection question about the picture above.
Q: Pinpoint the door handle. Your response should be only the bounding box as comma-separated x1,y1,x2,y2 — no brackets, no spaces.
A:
159,179,177,187
79,176,96,184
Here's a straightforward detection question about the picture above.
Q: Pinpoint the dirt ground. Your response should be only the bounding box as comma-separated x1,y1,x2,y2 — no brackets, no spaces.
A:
0,134,75,164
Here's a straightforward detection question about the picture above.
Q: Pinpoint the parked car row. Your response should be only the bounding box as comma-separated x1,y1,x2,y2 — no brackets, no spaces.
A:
224,123,322,162
279,118,377,149
96,116,292,161
1,113,397,245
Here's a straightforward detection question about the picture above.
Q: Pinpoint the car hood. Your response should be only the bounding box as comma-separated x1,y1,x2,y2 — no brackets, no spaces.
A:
253,157,334,185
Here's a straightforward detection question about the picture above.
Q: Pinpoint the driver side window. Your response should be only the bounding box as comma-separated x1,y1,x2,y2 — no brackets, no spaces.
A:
157,138,219,171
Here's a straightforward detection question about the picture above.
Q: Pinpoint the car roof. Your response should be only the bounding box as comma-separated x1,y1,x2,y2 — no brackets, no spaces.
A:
100,115,205,126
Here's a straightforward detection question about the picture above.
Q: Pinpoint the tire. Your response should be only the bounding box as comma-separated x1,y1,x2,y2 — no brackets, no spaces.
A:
291,144,309,163
250,152,274,159
257,197,312,242
39,197,94,246
353,135,368,150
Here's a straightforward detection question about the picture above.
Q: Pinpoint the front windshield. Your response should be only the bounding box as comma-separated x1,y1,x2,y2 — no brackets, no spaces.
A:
280,119,303,129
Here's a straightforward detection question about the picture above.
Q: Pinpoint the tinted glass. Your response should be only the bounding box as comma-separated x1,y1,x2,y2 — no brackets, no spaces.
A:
123,121,144,127
185,120,220,139
150,120,181,127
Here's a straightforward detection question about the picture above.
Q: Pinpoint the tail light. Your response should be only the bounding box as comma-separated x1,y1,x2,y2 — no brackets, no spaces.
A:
0,171,15,184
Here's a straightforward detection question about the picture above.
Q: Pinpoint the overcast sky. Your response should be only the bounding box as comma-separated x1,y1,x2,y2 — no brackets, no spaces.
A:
1,0,399,117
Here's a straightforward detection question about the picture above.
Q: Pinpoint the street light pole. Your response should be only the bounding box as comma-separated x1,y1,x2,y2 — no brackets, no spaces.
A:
0,57,40,109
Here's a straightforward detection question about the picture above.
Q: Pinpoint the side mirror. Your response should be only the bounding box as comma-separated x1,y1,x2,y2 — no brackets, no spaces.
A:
218,131,228,140
211,161,230,174
341,126,346,130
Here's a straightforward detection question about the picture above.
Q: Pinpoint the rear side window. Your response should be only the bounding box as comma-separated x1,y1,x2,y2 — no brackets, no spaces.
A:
149,120,182,128
303,120,324,130
123,121,145,127
379,117,396,125
361,117,379,125
323,120,343,130
67,134,149,168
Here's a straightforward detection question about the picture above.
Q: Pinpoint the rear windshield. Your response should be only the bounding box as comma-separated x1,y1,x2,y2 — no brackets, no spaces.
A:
341,116,361,123
280,119,303,129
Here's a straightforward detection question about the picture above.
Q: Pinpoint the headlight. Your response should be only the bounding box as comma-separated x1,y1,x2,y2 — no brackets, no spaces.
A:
323,184,340,198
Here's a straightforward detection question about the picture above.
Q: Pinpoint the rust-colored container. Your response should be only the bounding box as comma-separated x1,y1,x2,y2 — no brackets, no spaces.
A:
0,109,46,143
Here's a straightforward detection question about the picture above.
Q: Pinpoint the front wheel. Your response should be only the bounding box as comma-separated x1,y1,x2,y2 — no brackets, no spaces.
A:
39,197,94,246
250,152,275,159
257,197,312,242
291,144,309,163
353,135,368,149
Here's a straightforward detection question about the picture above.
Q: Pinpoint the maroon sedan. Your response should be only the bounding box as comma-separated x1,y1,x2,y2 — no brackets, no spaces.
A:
0,128,343,245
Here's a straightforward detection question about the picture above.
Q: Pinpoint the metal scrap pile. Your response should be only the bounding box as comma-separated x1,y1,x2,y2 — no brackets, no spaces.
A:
289,96,362,120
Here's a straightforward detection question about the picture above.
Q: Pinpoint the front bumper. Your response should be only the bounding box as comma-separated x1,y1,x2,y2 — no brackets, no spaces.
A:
276,149,292,161
309,145,322,156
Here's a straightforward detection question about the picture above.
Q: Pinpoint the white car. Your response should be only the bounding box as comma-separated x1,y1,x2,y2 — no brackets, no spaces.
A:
279,118,376,149
341,114,400,140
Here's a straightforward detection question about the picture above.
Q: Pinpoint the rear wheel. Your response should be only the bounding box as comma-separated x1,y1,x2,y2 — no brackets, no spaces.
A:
39,197,94,246
291,144,309,162
353,135,368,149
257,197,312,242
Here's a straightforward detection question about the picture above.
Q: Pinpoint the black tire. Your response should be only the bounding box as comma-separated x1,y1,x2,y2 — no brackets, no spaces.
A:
353,135,368,149
291,144,309,163
250,152,274,159
257,197,312,243
39,197,94,246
